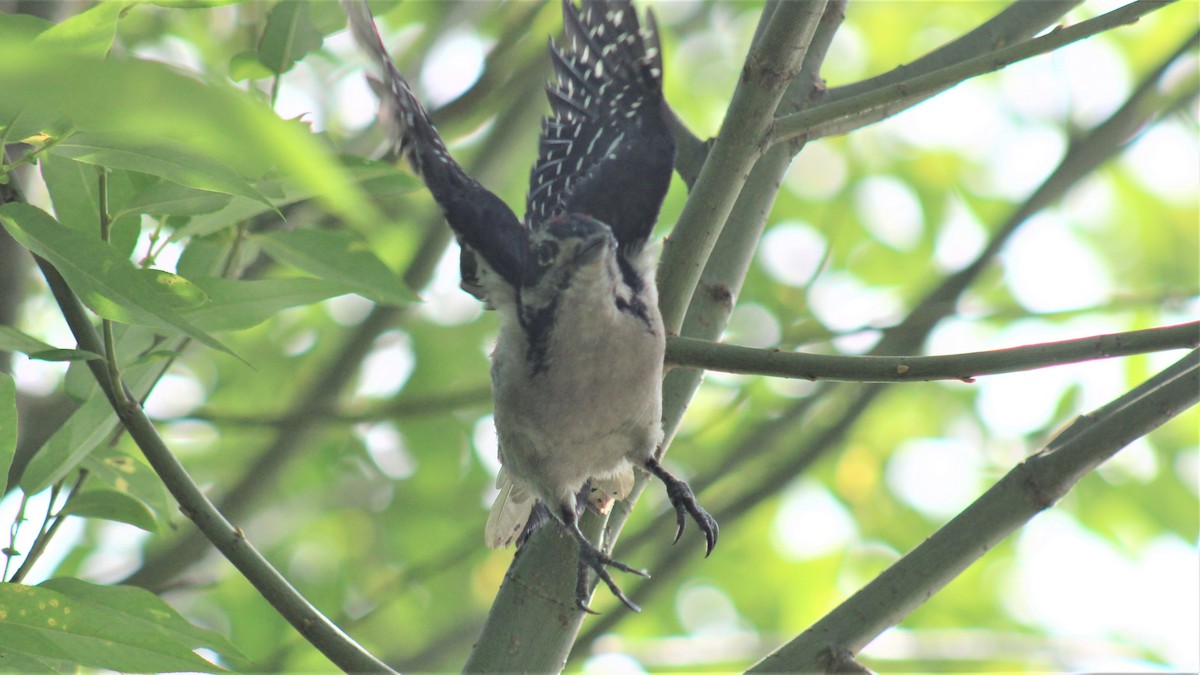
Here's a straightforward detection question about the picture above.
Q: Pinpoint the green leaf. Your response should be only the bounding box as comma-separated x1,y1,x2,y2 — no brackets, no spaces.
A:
38,155,143,255
228,50,273,82
0,44,382,229
39,154,104,233
175,234,235,279
31,1,125,58
0,326,55,355
0,203,242,362
183,276,357,331
24,349,105,363
138,269,210,310
0,13,51,48
172,158,412,240
21,327,164,493
49,132,277,213
257,229,416,305
0,374,15,493
258,0,325,75
82,446,172,526
21,382,125,494
147,0,244,7
118,180,234,217
60,490,158,532
0,649,71,672
0,579,243,673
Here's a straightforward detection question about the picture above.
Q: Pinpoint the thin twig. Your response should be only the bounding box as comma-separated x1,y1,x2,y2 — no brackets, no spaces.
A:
749,350,1200,671
9,470,87,584
771,0,1177,145
34,255,394,673
665,322,1200,383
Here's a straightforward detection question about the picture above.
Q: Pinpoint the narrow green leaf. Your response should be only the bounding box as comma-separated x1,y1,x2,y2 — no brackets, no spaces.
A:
118,180,233,217
183,276,357,331
148,0,244,7
138,269,210,310
171,158,412,240
24,349,105,363
0,579,242,673
38,155,142,256
0,13,51,47
0,45,382,228
49,132,277,212
22,328,163,493
0,649,70,672
0,326,55,355
21,377,133,494
60,490,158,532
0,203,243,362
38,154,103,233
31,1,125,58
228,50,273,82
258,0,324,75
257,229,416,305
175,234,234,279
0,373,15,491
82,446,172,527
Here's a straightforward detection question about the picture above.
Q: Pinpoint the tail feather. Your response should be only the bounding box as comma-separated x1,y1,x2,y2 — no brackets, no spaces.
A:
485,467,535,549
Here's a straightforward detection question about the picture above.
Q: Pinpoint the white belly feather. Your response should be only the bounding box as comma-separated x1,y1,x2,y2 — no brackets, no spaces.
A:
484,251,664,547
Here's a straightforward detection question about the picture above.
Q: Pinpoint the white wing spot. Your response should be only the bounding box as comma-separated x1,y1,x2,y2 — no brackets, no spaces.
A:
587,128,604,154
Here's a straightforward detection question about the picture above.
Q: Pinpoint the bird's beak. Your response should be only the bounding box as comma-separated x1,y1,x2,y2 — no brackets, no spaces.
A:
575,235,610,265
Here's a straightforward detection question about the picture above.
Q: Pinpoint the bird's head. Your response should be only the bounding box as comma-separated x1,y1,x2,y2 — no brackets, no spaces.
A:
518,213,620,316
527,214,617,281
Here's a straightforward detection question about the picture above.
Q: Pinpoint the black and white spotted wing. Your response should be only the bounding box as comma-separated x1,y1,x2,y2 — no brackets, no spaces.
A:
526,0,676,256
342,0,526,290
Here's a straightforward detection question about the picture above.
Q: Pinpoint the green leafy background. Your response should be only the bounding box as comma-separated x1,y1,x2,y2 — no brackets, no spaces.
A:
0,1,1195,672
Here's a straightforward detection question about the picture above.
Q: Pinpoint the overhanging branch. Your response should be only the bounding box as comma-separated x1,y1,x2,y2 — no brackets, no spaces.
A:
666,322,1200,382
770,0,1177,145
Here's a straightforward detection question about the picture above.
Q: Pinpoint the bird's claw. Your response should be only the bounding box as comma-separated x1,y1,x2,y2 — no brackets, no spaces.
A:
647,458,719,556
575,542,648,613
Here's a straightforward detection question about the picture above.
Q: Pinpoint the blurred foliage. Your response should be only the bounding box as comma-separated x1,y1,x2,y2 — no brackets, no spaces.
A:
0,0,1196,672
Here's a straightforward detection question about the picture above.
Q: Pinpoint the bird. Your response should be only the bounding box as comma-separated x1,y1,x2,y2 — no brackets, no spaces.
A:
342,0,717,613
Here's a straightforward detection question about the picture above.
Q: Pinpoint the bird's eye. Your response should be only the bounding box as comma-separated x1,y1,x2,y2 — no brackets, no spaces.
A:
535,240,559,267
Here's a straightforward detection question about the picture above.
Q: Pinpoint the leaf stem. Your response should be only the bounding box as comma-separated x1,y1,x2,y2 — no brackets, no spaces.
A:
9,470,88,583
96,169,125,402
2,491,30,580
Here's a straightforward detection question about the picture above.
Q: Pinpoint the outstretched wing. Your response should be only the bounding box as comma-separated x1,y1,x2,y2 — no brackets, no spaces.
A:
342,0,526,291
526,0,676,256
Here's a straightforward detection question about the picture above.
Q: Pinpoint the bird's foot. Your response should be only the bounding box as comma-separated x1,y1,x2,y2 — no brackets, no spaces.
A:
645,457,719,555
571,533,648,614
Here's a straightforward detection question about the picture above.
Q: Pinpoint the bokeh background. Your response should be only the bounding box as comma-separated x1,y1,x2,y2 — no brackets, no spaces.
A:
2,1,1196,671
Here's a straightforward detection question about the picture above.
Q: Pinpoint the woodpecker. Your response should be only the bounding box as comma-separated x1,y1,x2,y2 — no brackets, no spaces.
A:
343,0,717,613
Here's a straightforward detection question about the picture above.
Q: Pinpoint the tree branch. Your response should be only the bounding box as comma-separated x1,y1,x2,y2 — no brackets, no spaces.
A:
575,25,1197,648
771,0,1177,145
655,0,827,334
569,0,850,652
824,0,1080,102
34,256,393,674
665,322,1200,382
749,349,1200,671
